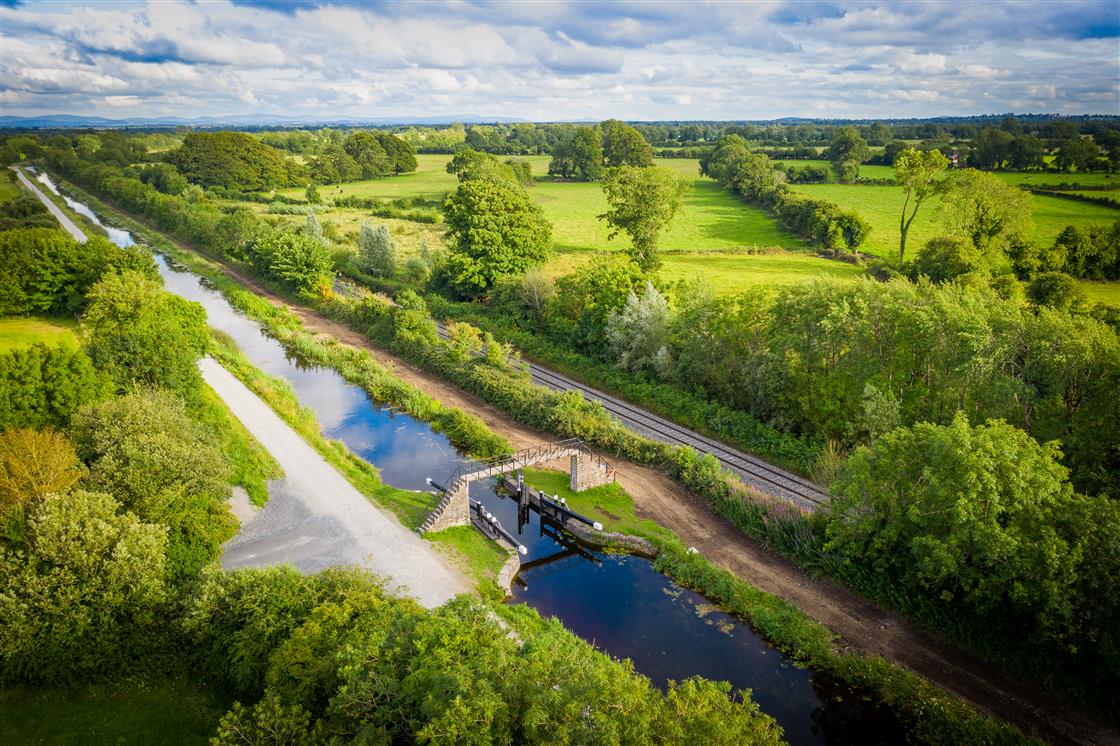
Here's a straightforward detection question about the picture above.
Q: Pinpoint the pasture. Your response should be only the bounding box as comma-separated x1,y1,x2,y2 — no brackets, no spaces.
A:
0,170,20,204
269,153,1118,301
0,316,80,349
790,183,1119,259
659,251,865,294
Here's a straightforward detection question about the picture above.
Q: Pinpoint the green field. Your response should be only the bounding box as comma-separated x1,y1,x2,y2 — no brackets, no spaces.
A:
0,170,21,204
281,154,806,254
1079,280,1120,308
0,317,80,350
659,251,864,294
269,154,1120,298
790,183,1119,259
0,677,229,745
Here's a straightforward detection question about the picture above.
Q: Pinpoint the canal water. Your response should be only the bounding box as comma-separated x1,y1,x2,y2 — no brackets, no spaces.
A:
49,173,902,745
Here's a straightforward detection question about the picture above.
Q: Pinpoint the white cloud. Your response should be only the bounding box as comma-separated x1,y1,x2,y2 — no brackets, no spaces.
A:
0,0,1115,120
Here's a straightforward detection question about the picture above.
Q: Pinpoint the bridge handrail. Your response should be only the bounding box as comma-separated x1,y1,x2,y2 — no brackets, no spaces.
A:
441,438,612,489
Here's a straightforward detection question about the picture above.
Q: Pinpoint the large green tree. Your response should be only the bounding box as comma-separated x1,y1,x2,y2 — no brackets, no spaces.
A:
941,169,1033,253
827,415,1081,633
0,228,155,316
825,126,870,182
600,119,654,168
83,271,210,397
548,127,603,181
168,132,306,190
71,389,234,580
0,489,168,682
0,344,112,431
598,165,686,271
894,147,948,264
441,177,551,297
343,131,391,179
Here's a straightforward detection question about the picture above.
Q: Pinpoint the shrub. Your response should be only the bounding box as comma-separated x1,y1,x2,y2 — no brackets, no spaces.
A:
1027,271,1086,312
0,490,168,683
913,236,985,283
0,344,112,430
71,389,235,580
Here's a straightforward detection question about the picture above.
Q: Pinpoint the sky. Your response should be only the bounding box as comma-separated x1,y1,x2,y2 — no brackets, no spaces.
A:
1,0,1118,122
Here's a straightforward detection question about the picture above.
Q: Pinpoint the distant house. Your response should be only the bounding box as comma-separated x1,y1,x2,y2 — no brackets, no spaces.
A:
948,151,960,168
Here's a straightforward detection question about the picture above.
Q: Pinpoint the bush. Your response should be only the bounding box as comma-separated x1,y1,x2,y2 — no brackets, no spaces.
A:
0,344,112,430
0,490,168,683
71,389,235,580
83,270,210,397
1027,271,1086,312
913,236,985,283
249,230,333,295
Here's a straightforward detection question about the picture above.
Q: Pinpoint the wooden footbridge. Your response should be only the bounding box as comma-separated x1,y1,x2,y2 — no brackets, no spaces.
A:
418,439,613,552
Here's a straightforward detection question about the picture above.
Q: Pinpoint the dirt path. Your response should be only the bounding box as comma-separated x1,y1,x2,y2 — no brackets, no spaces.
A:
56,188,1115,744
201,357,471,609
195,264,1118,745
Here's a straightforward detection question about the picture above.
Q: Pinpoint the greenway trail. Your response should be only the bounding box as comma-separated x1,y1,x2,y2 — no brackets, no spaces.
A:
11,166,87,241
199,357,470,609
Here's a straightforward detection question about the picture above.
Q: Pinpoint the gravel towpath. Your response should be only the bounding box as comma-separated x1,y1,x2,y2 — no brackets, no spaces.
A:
11,166,88,242
200,357,470,608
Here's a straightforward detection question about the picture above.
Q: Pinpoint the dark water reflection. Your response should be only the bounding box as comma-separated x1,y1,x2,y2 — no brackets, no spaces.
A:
65,183,903,745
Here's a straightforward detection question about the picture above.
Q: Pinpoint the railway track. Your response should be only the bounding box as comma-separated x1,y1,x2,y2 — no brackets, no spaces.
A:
430,317,829,511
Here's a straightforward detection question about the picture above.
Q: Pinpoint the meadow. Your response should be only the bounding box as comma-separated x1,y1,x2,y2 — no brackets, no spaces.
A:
0,316,79,349
0,170,20,204
269,154,850,294
790,183,1120,259
267,153,1118,301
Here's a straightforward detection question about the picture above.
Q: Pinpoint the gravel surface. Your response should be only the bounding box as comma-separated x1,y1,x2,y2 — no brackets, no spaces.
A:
12,166,88,242
200,357,470,608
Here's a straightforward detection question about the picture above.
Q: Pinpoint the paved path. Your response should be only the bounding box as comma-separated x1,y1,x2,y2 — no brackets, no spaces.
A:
11,166,87,242
199,357,469,608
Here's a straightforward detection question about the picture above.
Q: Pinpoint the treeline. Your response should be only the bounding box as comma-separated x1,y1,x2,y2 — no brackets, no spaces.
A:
701,134,870,251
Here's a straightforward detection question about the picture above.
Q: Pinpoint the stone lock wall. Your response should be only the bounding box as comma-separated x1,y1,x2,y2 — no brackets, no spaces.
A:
420,482,470,533
570,453,613,492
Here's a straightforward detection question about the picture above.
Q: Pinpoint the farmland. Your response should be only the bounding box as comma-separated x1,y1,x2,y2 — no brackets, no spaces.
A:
789,183,1120,259
268,153,850,295
265,152,1120,299
0,316,79,349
